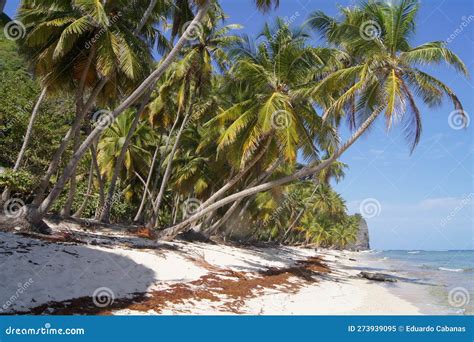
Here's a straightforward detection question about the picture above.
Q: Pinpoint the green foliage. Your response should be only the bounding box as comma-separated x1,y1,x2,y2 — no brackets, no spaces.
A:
0,169,35,195
253,181,360,249
0,26,74,174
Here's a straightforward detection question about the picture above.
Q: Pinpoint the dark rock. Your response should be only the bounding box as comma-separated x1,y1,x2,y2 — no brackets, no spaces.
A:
347,217,370,251
358,271,397,282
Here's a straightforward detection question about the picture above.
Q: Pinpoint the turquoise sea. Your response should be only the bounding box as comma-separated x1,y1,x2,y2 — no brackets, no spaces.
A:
364,250,474,315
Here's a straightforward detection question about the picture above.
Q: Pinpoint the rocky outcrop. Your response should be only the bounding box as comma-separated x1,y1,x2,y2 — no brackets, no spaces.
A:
347,217,370,251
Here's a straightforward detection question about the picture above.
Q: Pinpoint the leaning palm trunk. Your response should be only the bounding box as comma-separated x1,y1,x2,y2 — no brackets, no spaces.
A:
149,108,192,227
90,142,105,220
198,136,272,212
2,87,47,202
60,132,82,217
27,2,211,225
145,112,182,213
32,78,107,206
73,160,94,218
99,92,152,223
158,106,384,241
204,156,283,236
134,0,158,35
135,111,181,223
133,145,159,222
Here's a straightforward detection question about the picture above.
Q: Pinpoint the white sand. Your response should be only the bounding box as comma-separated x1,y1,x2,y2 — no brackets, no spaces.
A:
0,222,424,315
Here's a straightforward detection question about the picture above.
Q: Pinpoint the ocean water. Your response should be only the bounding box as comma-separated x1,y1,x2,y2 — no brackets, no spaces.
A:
363,250,474,315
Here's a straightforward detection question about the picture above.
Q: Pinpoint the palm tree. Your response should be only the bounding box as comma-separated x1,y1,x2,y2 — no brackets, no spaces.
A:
26,0,282,226
194,20,339,216
1,87,48,202
159,0,468,240
18,0,159,211
148,18,242,225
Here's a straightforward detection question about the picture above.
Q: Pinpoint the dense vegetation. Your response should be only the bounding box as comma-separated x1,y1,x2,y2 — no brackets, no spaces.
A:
0,0,467,249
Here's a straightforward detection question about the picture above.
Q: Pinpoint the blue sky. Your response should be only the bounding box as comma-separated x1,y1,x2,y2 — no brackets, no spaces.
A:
4,0,473,250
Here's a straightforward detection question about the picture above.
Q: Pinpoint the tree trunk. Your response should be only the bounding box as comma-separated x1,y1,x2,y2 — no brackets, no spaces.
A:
100,91,152,223
158,106,384,240
60,131,82,218
28,2,211,225
135,109,180,222
32,78,107,205
204,156,283,236
198,136,272,211
90,142,105,220
2,87,47,202
133,144,160,222
73,160,94,218
150,109,192,227
134,0,158,35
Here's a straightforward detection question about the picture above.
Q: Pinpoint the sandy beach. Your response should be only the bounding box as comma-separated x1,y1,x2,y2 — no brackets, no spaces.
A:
0,220,435,316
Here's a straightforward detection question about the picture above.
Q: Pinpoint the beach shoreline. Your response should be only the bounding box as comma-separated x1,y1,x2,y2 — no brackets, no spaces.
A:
0,220,453,316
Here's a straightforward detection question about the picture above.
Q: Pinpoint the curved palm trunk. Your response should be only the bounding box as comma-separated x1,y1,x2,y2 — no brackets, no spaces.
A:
134,111,181,222
149,109,192,227
99,92,152,223
32,78,107,206
204,156,283,236
133,145,160,222
134,0,158,35
158,106,384,241
73,160,94,218
60,132,82,217
2,87,47,202
90,142,105,220
198,137,272,211
28,2,211,225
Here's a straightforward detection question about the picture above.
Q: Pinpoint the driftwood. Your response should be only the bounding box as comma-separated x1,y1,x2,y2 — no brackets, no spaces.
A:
358,271,397,282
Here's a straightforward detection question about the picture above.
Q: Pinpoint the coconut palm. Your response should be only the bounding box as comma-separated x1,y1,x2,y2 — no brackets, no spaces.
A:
97,110,155,184
148,19,243,225
160,0,467,240
28,0,282,226
195,19,340,217
17,0,160,212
